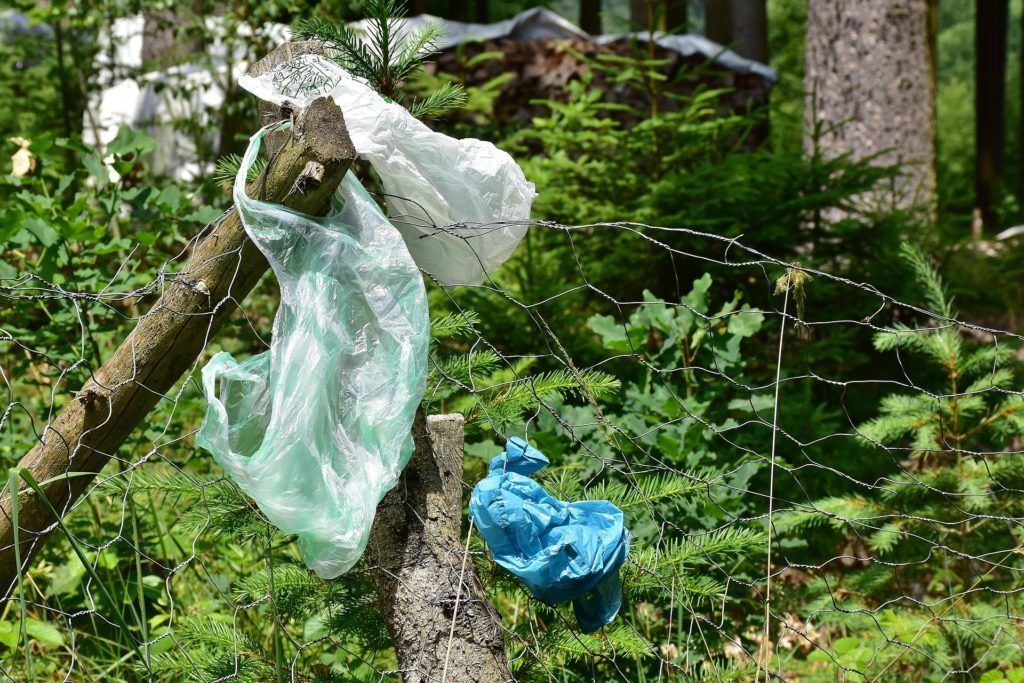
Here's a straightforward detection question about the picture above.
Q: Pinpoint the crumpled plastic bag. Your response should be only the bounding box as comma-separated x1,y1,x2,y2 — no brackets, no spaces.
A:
196,123,430,578
469,438,631,632
239,53,536,286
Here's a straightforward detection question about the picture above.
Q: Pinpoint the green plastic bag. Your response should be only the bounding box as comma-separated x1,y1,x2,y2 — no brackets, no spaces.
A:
197,124,429,578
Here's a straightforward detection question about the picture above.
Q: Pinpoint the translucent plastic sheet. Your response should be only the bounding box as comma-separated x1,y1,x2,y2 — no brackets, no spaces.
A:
239,53,536,285
469,439,631,632
197,125,430,578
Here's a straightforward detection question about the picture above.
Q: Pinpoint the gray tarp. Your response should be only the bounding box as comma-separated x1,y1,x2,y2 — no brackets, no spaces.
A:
352,7,778,83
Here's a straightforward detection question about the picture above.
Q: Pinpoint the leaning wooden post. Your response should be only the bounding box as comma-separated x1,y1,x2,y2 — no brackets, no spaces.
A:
366,412,512,683
0,43,356,599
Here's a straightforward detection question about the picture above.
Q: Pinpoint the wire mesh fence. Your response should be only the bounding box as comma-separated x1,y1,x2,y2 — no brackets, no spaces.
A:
3,203,1024,682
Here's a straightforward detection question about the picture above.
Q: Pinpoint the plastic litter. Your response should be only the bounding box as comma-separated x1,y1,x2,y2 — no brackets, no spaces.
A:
197,123,430,579
239,53,536,286
469,438,631,632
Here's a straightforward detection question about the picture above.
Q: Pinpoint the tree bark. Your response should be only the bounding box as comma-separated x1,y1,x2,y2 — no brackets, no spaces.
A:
449,0,469,23
629,0,649,32
141,7,206,70
805,0,938,218
731,0,767,63
580,0,603,35
366,413,512,683
976,0,1009,228
475,0,490,24
663,0,687,34
705,0,734,46
0,43,356,600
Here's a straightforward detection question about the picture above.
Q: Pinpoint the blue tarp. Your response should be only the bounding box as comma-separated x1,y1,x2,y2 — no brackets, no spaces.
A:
469,438,631,632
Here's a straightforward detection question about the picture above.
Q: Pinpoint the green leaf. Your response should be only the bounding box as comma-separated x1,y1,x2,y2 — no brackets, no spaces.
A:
46,556,86,597
726,306,764,338
0,622,17,649
22,216,60,247
589,314,645,353
107,126,158,157
24,618,64,648
156,185,182,212
83,154,109,185
184,206,225,225
980,671,1007,683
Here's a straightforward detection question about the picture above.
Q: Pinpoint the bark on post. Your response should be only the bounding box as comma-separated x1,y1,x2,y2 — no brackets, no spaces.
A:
805,0,937,218
367,413,512,683
0,44,357,599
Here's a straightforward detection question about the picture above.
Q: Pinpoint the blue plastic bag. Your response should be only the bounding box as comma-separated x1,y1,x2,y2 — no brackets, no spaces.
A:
469,439,631,632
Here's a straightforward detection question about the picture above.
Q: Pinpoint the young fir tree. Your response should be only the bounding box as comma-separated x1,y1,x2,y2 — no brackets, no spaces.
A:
779,244,1024,681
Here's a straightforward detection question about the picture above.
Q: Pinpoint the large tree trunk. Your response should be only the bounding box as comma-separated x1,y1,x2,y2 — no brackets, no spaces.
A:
580,0,602,35
141,8,206,69
367,413,512,683
663,0,688,34
0,43,356,600
448,0,469,22
976,0,1009,229
731,0,767,63
705,0,734,46
475,0,489,24
630,0,649,32
805,0,938,217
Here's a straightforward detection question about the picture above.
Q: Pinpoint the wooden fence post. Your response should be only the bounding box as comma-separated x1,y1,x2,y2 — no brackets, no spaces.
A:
367,412,512,683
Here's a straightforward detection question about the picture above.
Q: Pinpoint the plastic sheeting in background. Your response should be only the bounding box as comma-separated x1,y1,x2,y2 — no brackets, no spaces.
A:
470,438,631,632
239,54,536,286
197,124,430,578
83,7,776,181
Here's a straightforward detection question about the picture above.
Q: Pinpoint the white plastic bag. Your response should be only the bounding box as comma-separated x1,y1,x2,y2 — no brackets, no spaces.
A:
239,53,536,286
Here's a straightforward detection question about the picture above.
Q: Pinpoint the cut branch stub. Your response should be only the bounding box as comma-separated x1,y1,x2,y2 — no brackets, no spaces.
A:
0,59,355,599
